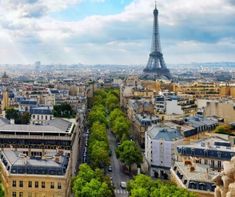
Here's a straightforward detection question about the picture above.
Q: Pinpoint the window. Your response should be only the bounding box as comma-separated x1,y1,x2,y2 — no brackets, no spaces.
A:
58,182,62,189
35,181,39,188
12,180,16,187
12,192,16,197
218,161,222,169
41,181,45,188
28,181,32,188
211,160,215,168
28,192,32,197
50,182,54,189
19,192,23,197
19,180,24,187
51,182,55,189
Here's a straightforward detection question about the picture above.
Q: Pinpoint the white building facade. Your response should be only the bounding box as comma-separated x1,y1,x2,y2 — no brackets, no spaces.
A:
145,125,184,179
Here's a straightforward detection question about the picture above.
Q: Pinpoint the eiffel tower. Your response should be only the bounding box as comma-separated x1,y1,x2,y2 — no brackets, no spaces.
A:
143,2,172,80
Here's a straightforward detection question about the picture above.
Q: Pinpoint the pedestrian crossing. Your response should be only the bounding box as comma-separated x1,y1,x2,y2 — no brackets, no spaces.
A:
114,189,129,195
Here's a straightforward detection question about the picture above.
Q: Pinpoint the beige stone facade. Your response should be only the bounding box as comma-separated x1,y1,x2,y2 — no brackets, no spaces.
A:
0,159,71,197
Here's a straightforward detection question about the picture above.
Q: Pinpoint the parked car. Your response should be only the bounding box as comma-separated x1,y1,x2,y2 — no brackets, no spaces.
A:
120,181,127,189
83,156,87,163
108,165,112,172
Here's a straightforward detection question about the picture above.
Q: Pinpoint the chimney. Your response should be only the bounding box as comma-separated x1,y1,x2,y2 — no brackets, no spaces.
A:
177,126,181,132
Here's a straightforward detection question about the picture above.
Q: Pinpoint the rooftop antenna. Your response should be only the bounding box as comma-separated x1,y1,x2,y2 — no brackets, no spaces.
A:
155,0,157,9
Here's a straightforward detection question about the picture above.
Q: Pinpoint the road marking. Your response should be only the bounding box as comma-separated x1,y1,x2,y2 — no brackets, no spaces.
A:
114,189,129,194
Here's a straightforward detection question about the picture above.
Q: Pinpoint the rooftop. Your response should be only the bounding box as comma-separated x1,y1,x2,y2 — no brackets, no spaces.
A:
147,125,183,141
177,136,235,160
178,136,235,152
184,116,218,128
0,150,69,176
174,161,218,182
30,106,53,115
0,118,74,134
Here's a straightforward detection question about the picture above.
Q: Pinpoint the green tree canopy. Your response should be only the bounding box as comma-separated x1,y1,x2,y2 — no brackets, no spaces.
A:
214,124,234,135
109,108,124,126
72,164,113,197
90,122,108,143
128,174,197,197
53,102,75,118
88,105,107,125
5,108,31,124
89,141,110,169
112,116,130,140
0,184,4,197
116,140,142,174
106,93,119,112
5,108,19,120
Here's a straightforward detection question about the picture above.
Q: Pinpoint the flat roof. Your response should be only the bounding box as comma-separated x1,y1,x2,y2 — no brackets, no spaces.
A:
164,122,195,132
174,161,218,182
178,136,235,153
0,118,75,134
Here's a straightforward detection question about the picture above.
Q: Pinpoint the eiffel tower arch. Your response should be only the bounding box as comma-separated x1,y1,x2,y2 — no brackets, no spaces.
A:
142,3,172,80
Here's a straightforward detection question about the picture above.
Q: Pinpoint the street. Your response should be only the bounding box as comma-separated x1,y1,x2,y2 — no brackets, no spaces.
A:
107,130,129,197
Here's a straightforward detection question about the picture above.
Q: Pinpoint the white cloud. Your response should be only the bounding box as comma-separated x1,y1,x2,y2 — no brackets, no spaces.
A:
0,0,234,64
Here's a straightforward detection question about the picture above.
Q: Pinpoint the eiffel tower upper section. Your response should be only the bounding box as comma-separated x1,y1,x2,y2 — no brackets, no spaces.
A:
143,3,172,80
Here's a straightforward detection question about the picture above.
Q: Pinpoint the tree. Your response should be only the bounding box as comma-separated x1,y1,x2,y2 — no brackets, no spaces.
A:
128,174,197,197
0,184,4,197
130,188,149,197
89,141,110,169
5,108,19,121
5,108,31,124
88,106,107,126
116,140,142,174
89,122,108,143
109,108,124,126
214,124,233,135
72,164,113,197
106,93,119,112
53,102,75,118
20,112,31,124
112,116,130,140
80,179,112,197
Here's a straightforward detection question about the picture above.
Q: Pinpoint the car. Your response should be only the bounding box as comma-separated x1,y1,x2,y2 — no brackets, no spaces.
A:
83,156,87,163
108,165,112,172
120,181,127,189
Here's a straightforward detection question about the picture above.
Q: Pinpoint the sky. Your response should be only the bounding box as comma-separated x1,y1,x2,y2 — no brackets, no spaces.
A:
0,0,235,65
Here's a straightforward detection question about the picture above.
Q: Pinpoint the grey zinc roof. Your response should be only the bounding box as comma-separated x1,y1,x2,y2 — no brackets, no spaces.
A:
45,118,72,131
1,150,69,174
148,125,183,141
30,107,52,115
0,118,73,133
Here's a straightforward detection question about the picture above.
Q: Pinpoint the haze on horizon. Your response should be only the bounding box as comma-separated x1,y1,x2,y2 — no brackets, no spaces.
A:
0,0,235,65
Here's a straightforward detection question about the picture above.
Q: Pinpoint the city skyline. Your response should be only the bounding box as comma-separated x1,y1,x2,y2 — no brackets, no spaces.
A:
0,0,235,65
